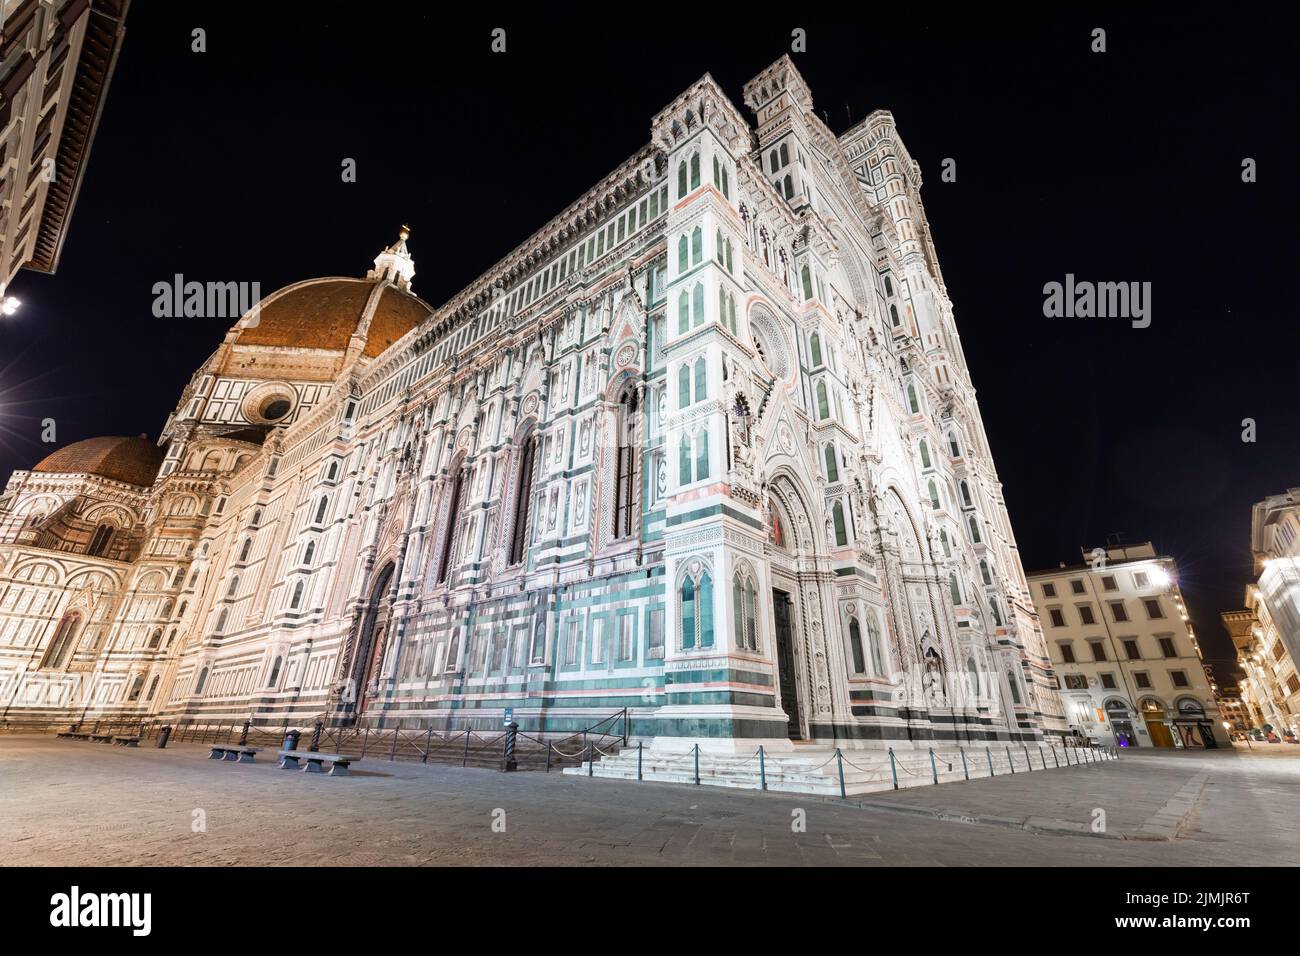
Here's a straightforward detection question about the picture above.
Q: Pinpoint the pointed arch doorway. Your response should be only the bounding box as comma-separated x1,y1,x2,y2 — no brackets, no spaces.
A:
351,562,395,715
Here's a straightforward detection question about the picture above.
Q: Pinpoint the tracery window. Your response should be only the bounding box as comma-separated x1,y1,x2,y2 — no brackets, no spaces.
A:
508,437,536,566
612,389,639,540
40,612,82,669
679,564,714,650
87,523,114,557
732,568,759,652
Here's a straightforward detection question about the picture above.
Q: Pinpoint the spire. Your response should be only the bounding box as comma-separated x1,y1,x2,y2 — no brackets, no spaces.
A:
367,225,415,291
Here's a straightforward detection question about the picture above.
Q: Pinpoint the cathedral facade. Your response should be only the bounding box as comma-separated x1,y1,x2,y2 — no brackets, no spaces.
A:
0,58,1066,749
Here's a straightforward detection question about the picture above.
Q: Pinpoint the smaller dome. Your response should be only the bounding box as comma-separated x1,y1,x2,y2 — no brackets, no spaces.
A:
32,435,163,487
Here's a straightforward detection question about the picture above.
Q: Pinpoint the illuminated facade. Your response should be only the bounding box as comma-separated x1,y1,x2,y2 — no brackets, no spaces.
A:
1029,543,1223,748
0,57,1065,750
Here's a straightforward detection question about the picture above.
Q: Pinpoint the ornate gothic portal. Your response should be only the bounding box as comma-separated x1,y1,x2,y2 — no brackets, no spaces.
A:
0,56,1064,748
350,562,395,715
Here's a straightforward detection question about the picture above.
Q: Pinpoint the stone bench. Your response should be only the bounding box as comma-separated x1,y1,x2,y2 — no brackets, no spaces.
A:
112,736,141,747
56,731,90,740
90,734,115,743
277,749,359,776
208,744,263,763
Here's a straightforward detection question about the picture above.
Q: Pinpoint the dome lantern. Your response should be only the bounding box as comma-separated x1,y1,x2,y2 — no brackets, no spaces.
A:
367,225,415,291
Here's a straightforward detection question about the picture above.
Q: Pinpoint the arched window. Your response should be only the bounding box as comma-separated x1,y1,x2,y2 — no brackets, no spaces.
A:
732,572,759,652
290,580,305,609
848,617,866,674
906,383,919,414
832,501,848,546
810,333,822,366
612,389,639,540
268,656,282,687
694,357,707,400
724,239,733,273
713,155,721,190
227,575,239,597
146,675,160,701
948,433,961,458
692,282,704,327
940,529,951,558
680,577,696,650
508,438,535,566
127,674,145,701
824,444,838,482
677,160,688,198
195,666,209,695
1007,670,1022,706
919,439,931,469
927,479,939,509
980,559,992,586
889,303,900,327
679,569,714,650
967,657,979,697
689,153,700,190
216,608,229,632
715,228,724,263
237,537,252,562
801,265,813,301
960,481,973,507
148,628,162,649
313,496,329,525
87,524,114,557
695,428,710,481
780,143,789,167
678,434,692,486
303,540,315,565
438,466,466,582
816,381,830,420
677,289,690,334
677,234,688,273
949,573,962,606
968,515,982,544
769,149,779,172
783,176,794,200
678,364,691,409
721,165,730,198
40,612,82,669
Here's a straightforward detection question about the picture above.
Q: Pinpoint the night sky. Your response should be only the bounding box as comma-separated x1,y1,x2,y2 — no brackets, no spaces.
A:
0,8,1293,684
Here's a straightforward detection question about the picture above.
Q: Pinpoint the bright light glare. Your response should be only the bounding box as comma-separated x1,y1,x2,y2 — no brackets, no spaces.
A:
1,296,19,316
1149,567,1171,586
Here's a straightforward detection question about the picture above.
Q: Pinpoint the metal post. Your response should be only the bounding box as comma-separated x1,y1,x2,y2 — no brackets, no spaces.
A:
1007,746,1015,774
423,726,432,763
623,708,629,747
986,747,994,777
587,741,594,777
960,748,969,780
759,746,767,791
462,729,471,767
1024,745,1032,771
693,743,700,785
928,747,938,784
239,720,250,746
389,728,398,760
1052,745,1059,768
1038,746,1045,770
637,741,643,781
503,722,518,772
889,747,899,789
545,742,552,773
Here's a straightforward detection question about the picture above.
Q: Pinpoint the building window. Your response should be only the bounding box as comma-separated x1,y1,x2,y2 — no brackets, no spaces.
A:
40,612,82,669
1123,639,1141,660
949,572,962,606
1078,604,1097,626
967,516,981,544
1059,642,1076,663
1100,673,1117,689
1101,575,1118,591
732,570,759,652
919,440,931,469
980,560,992,586
906,383,919,414
832,501,848,547
1007,671,1023,706
1070,579,1086,595
1134,671,1152,689
195,667,209,695
289,582,303,609
612,389,639,540
824,444,839,482
508,438,535,566
648,608,665,659
1049,608,1066,628
1041,582,1057,599
1171,670,1189,688
1089,640,1107,662
816,381,830,420
1144,598,1164,619
1158,636,1177,658
679,568,714,650
1108,600,1129,623
87,523,114,557
268,656,282,687
1133,571,1150,588
848,617,866,674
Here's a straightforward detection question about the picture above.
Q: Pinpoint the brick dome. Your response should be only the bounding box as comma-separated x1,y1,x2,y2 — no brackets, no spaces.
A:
32,435,163,487
233,278,431,358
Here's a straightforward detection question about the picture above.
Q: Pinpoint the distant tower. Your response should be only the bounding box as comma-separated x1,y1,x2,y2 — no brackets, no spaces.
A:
368,225,416,291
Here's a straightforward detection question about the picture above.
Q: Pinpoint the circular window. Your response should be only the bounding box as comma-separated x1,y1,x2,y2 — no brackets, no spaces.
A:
261,399,292,421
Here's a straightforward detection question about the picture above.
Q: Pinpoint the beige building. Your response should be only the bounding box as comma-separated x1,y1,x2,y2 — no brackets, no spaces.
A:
1028,542,1222,748
0,0,129,304
1222,488,1300,740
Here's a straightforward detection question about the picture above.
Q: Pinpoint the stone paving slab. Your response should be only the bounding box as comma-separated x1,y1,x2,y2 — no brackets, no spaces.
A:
1,735,1297,866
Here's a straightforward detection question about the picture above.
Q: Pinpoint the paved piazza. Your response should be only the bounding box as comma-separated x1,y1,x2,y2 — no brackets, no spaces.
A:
2,736,1297,866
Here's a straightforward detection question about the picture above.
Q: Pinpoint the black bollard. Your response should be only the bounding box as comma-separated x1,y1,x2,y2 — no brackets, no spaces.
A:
503,722,519,772
157,725,172,749
239,720,251,746
284,729,302,752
